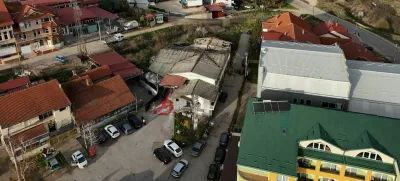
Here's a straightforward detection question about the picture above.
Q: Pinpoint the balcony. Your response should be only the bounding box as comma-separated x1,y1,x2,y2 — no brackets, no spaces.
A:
0,38,16,46
345,172,365,180
16,33,48,43
298,158,316,170
320,167,340,175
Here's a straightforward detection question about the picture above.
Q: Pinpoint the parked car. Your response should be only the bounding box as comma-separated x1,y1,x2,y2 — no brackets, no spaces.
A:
171,159,189,178
218,92,228,103
47,157,62,172
164,139,183,157
128,114,142,129
104,125,120,139
207,164,220,181
219,132,230,147
95,130,108,144
190,141,206,156
153,148,171,164
55,55,68,63
119,123,134,135
71,151,88,169
214,146,226,164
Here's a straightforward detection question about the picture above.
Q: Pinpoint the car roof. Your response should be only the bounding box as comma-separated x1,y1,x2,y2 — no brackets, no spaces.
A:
107,125,117,131
72,151,82,157
194,142,203,148
122,123,131,129
174,160,187,172
170,142,180,150
48,158,59,166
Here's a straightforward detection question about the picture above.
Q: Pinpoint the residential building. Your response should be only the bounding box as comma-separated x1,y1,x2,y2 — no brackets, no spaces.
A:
0,76,30,95
0,0,19,64
89,51,142,80
340,42,381,62
0,80,72,162
57,6,118,35
21,0,99,9
257,40,351,110
313,21,351,39
71,65,113,83
62,73,136,126
261,12,320,44
149,37,231,86
237,97,400,181
6,1,63,57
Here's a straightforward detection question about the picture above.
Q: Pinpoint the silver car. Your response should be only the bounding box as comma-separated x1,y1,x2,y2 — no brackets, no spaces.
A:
171,159,189,178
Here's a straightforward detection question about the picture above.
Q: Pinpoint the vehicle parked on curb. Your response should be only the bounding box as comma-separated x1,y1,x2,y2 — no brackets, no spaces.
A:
47,157,62,172
190,141,206,156
219,132,230,147
207,164,220,181
123,20,139,31
102,33,124,44
71,151,88,169
55,55,68,63
218,92,228,102
214,146,226,164
171,159,189,178
95,130,108,144
164,139,183,157
119,123,134,135
128,114,142,129
104,125,120,139
153,148,171,164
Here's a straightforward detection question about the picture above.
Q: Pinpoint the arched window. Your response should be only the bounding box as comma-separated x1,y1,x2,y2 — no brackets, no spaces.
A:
356,152,383,161
307,142,331,152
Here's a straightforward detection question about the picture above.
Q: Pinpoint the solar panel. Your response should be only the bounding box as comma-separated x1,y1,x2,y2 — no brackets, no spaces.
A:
253,100,290,113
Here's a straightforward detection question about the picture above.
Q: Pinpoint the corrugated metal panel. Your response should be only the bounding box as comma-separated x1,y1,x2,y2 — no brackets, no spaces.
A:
348,99,400,119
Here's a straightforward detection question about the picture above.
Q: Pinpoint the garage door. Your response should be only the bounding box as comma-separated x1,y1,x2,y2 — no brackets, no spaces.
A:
20,44,32,54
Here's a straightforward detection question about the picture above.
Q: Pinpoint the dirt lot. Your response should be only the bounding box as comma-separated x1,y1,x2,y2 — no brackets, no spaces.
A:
156,1,205,14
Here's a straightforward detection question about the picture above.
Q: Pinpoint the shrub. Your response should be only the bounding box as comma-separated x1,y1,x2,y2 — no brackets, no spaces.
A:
376,17,390,30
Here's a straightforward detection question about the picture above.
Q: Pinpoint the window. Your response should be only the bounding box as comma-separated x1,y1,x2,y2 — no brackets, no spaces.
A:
322,102,329,107
41,17,51,22
45,28,49,33
306,100,311,105
0,34,2,41
293,98,298,104
277,175,288,181
36,20,39,25
321,163,337,171
3,32,8,40
300,99,304,104
9,31,13,38
37,30,40,34
52,28,56,33
307,142,331,152
39,111,53,120
59,107,66,111
39,40,44,46
54,38,58,44
357,152,383,161
346,167,357,174
373,173,389,181
27,22,31,27
23,33,26,39
329,103,336,108
33,31,37,37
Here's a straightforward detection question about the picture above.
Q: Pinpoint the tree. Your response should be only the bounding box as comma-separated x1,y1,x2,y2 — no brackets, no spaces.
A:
233,0,243,8
261,0,284,8
80,121,96,149
5,136,36,181
99,0,129,14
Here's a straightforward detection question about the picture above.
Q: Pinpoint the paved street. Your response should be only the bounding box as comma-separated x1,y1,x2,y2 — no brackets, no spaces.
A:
287,0,400,62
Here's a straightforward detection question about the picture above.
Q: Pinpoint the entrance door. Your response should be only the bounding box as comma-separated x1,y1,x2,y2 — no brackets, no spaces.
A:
47,39,52,46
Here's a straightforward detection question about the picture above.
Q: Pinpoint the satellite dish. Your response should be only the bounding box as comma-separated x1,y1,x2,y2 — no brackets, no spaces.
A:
19,22,24,27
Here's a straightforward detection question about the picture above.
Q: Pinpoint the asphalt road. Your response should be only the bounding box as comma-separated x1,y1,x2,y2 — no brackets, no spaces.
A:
287,0,400,62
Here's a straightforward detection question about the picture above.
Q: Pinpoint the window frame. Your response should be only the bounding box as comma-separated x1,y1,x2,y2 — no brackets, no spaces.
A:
276,175,289,181
357,151,383,161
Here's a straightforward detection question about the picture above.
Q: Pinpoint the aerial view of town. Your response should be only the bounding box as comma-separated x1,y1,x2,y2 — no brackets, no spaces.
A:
0,0,399,180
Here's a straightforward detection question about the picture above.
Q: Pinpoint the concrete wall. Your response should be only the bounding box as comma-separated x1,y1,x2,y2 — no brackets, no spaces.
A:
53,106,73,129
259,88,348,110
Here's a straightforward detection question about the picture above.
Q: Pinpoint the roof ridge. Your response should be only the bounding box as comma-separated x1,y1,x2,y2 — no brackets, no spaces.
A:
0,79,58,97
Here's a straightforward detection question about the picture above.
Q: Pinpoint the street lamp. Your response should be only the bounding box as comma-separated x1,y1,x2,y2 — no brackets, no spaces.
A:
394,44,398,62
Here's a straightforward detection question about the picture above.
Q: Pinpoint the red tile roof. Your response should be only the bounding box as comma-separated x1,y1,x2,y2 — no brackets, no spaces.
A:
71,75,136,124
263,24,321,44
261,32,284,41
160,75,187,88
0,80,71,128
77,65,112,81
0,0,14,27
6,2,57,23
11,124,48,144
205,5,224,12
313,21,351,38
57,6,118,25
319,37,352,45
262,12,311,32
0,76,30,93
339,42,381,62
62,75,92,96
90,52,141,79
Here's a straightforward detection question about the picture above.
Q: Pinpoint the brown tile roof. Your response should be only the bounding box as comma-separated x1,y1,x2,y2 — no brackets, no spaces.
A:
313,21,351,38
71,75,136,124
77,65,112,81
0,0,14,27
6,2,57,23
160,75,187,88
90,52,141,79
262,12,311,32
0,80,71,128
263,24,321,44
0,76,30,93
339,42,381,62
11,124,48,145
62,75,92,96
319,37,352,45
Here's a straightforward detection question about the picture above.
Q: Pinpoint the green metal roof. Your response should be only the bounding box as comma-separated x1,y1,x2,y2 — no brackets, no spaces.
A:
237,98,400,176
346,130,392,157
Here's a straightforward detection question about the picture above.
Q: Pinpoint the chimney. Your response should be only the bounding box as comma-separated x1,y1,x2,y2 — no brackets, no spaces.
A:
86,79,91,86
335,22,338,26
302,29,305,35
284,32,288,35
72,70,77,75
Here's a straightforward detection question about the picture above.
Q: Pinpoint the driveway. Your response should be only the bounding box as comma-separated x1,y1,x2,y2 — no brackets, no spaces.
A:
287,0,400,62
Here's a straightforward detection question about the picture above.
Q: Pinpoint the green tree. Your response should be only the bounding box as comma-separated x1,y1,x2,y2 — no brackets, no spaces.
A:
99,0,129,13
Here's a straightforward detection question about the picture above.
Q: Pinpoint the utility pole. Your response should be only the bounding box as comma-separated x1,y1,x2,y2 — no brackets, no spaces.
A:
395,44,398,62
7,137,21,181
70,0,87,57
97,21,102,41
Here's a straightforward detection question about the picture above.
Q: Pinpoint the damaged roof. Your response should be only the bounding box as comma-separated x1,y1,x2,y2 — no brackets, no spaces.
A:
171,79,218,101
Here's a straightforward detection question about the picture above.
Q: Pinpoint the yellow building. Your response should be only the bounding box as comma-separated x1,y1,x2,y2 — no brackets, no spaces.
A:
237,98,400,181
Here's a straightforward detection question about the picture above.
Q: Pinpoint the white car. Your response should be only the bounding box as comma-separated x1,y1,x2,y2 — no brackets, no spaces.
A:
164,140,183,157
104,125,120,139
71,151,88,169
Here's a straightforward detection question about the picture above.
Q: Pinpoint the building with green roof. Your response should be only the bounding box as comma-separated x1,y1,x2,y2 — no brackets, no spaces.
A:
236,97,400,181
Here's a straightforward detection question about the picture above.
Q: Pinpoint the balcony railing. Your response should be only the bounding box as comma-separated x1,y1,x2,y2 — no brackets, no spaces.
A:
345,172,365,180
16,33,48,43
320,168,340,174
298,159,316,170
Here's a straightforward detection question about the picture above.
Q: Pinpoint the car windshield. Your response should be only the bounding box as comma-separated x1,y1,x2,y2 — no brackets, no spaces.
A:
77,156,86,163
51,162,60,169
175,148,182,153
192,147,199,152
209,165,217,175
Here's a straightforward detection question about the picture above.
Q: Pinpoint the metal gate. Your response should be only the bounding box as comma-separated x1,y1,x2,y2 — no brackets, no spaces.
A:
20,44,31,54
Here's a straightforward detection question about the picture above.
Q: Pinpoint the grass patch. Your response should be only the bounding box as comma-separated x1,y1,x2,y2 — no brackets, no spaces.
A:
247,64,258,84
281,3,297,9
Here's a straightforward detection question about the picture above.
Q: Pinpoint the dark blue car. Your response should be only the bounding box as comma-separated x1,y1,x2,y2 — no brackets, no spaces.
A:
56,55,68,63
128,114,142,129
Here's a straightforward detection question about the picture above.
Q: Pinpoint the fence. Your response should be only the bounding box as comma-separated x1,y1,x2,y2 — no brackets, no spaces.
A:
49,127,80,146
